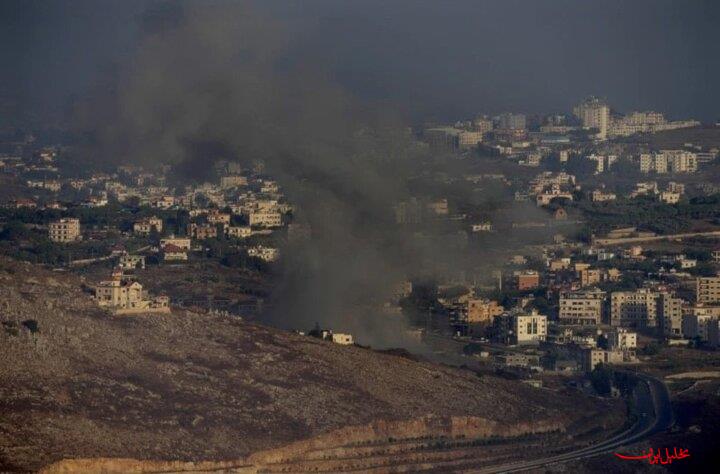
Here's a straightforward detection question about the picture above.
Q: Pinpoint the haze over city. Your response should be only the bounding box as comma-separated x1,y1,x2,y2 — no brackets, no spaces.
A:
1,0,719,126
0,1,719,473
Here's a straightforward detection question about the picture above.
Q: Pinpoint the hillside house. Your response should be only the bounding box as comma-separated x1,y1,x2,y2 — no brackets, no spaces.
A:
94,269,170,314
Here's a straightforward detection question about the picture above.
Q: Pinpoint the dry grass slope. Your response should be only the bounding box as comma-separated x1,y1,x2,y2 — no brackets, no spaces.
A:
0,257,622,472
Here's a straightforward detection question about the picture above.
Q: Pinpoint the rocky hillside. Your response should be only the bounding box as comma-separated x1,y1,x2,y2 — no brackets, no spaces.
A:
0,257,623,472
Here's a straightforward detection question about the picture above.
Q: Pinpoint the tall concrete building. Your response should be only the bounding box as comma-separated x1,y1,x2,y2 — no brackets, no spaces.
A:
658,292,685,338
497,113,527,131
573,97,610,140
559,288,606,325
511,311,547,345
610,289,659,329
697,276,720,304
664,150,698,173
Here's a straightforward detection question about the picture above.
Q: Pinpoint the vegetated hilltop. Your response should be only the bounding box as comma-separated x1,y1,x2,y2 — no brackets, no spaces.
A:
0,256,620,472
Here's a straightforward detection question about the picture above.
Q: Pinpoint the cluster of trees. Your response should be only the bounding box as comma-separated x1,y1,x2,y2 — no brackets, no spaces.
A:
0,224,119,265
573,194,720,236
589,364,639,397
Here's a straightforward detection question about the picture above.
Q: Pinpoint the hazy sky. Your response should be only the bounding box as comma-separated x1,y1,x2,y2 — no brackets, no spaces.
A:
1,0,718,125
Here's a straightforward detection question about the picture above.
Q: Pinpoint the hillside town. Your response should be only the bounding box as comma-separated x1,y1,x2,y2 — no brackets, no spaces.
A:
3,96,720,371
2,2,720,472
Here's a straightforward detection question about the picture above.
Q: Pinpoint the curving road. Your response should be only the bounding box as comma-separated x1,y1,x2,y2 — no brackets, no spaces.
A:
468,372,673,473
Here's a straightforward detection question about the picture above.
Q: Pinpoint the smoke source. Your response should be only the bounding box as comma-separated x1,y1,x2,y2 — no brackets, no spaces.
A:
76,1,551,347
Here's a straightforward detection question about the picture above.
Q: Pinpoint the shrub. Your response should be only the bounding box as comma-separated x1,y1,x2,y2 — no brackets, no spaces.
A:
22,319,39,333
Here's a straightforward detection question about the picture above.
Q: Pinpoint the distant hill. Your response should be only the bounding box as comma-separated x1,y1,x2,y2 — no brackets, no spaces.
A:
634,126,720,149
0,257,623,472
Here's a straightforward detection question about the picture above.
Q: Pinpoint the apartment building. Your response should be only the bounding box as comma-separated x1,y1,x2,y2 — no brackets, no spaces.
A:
249,210,283,228
664,150,698,173
610,289,659,329
639,153,668,173
559,289,606,325
640,151,698,174
511,311,547,345
696,276,720,304
658,292,685,338
573,97,610,139
48,218,81,243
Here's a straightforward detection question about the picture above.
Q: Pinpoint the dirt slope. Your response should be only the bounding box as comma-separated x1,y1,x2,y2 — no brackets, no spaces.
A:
0,257,621,471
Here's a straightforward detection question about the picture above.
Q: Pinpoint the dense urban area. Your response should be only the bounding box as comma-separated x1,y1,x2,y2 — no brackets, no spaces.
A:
3,92,720,472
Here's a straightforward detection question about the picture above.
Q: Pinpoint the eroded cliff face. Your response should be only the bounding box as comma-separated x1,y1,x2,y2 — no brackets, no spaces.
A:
41,415,567,473
247,414,564,465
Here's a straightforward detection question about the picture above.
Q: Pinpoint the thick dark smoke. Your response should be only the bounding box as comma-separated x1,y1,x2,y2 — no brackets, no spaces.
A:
72,1,554,346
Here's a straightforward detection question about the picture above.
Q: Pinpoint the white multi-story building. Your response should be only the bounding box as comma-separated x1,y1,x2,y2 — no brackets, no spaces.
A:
641,151,697,174
511,311,547,345
573,97,610,139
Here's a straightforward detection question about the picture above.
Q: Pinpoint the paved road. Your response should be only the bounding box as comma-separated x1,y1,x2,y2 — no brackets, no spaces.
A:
468,372,673,473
